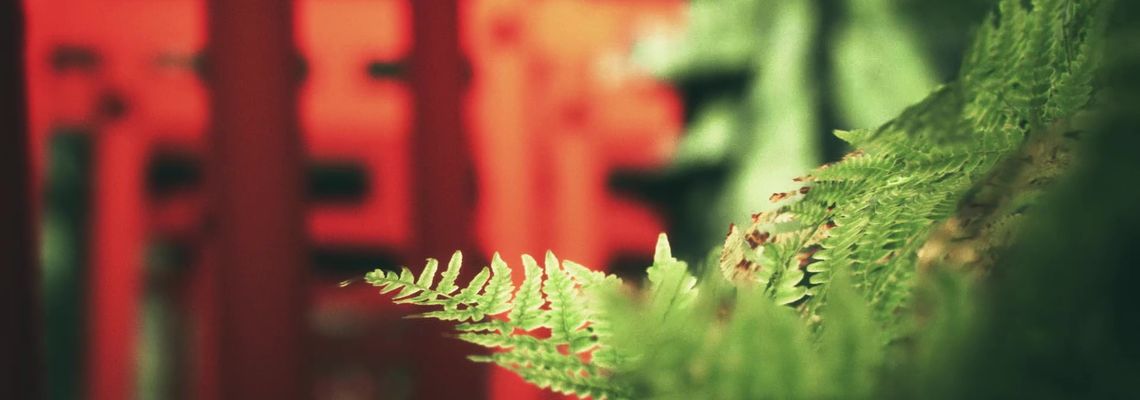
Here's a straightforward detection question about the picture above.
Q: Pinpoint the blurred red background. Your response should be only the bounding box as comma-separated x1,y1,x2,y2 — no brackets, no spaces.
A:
14,0,686,399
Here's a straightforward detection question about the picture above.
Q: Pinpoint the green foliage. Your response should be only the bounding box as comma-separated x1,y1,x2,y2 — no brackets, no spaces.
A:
831,0,940,128
362,0,1121,398
633,0,940,260
895,5,1140,397
364,235,705,399
604,263,882,399
718,0,1107,339
634,0,822,259
365,250,625,399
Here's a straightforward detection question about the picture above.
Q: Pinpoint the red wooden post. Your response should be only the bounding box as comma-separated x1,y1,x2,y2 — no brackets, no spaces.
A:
411,0,471,251
205,1,308,399
0,2,42,399
87,124,147,400
409,1,488,398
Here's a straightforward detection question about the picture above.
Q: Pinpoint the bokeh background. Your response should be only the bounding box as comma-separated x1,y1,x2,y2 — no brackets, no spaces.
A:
3,0,995,399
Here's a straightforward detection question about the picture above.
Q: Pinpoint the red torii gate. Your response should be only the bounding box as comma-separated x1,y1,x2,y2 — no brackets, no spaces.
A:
20,1,685,399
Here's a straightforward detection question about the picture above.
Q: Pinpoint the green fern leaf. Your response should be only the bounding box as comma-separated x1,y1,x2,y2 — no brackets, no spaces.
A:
434,251,463,297
542,252,592,352
508,255,546,331
476,253,515,316
646,233,698,321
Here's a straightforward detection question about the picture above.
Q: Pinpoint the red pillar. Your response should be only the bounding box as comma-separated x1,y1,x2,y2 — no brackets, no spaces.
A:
411,0,470,251
409,1,488,398
0,2,42,399
87,125,147,400
206,1,308,399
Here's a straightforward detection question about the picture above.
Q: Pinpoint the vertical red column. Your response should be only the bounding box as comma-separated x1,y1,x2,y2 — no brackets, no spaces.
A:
0,2,42,399
410,1,488,399
206,0,308,399
411,0,471,251
88,124,147,400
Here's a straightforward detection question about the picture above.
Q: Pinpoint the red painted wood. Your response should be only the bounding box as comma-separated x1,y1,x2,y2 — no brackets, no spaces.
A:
87,125,147,400
410,1,472,255
19,2,686,399
0,2,43,399
22,3,207,399
187,236,220,400
463,2,684,398
206,0,309,399
408,1,490,399
296,0,413,249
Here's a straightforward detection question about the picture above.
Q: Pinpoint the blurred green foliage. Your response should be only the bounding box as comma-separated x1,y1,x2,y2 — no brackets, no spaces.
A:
894,3,1140,397
632,0,945,259
41,132,91,400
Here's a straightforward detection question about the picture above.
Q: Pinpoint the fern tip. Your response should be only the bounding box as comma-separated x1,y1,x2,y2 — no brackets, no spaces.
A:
653,233,673,263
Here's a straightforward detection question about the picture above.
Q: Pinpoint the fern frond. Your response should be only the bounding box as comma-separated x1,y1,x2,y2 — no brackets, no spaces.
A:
719,0,1107,340
365,237,700,399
